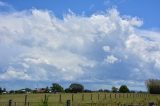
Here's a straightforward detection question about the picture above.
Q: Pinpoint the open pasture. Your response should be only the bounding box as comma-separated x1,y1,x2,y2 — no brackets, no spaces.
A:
0,93,160,106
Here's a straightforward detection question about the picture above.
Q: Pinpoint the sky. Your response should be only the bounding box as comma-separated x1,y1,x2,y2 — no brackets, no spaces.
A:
0,0,160,91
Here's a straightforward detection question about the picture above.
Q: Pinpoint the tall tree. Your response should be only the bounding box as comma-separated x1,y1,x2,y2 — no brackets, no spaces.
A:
145,79,160,94
112,86,118,93
119,85,129,93
51,83,64,93
69,83,84,93
0,87,2,94
3,88,6,92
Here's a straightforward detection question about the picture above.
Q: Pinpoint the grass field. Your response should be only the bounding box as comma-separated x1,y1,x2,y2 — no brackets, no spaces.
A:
0,93,160,106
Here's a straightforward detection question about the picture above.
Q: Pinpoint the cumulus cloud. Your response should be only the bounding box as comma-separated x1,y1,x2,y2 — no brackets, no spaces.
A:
0,67,31,80
103,45,111,52
104,55,118,64
0,7,160,90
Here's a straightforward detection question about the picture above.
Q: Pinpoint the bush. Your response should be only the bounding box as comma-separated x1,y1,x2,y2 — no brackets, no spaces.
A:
145,79,160,94
51,83,64,93
41,95,49,106
69,83,84,93
65,88,71,93
119,85,129,93
112,86,118,93
0,87,2,94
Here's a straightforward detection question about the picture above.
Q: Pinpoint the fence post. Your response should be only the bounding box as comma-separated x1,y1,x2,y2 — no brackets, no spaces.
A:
91,94,92,100
110,93,111,99
82,94,84,101
8,99,12,106
59,94,62,103
115,93,116,98
66,100,71,106
98,93,100,100
105,93,106,99
72,94,74,101
44,94,47,100
24,95,27,106
133,93,134,98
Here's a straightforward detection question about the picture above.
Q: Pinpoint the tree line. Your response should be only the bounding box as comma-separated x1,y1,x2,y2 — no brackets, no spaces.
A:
0,83,132,94
1,79,160,94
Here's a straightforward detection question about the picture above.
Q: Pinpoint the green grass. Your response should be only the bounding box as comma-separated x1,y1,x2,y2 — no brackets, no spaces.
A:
0,93,160,106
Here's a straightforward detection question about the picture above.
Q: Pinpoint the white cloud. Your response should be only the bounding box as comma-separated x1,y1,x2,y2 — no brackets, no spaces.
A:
103,45,111,52
104,55,118,64
126,33,160,69
0,8,160,90
0,67,31,80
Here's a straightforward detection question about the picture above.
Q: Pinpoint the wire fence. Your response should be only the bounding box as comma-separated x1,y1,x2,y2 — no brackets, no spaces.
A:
0,93,159,106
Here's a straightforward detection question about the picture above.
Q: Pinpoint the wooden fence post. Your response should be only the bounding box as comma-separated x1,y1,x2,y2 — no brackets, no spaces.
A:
110,93,111,99
115,94,116,98
27,102,29,106
98,93,100,100
59,94,62,102
8,99,12,106
72,94,74,101
24,95,27,106
45,94,47,100
82,94,84,101
66,100,71,106
91,94,93,100
105,93,106,99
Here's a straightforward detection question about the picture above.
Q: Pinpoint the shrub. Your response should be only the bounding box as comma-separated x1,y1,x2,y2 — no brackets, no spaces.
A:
145,79,160,94
69,83,84,93
112,86,118,93
51,83,64,93
119,85,129,93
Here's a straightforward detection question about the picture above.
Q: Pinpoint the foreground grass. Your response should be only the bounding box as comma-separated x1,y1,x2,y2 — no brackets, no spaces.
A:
0,93,160,105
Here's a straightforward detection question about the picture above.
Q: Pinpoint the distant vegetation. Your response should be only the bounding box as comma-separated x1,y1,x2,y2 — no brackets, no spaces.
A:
119,85,130,93
146,79,160,94
51,83,64,93
0,83,138,94
1,79,160,94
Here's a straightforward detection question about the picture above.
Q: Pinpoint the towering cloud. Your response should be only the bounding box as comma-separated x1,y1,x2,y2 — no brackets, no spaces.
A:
0,7,160,90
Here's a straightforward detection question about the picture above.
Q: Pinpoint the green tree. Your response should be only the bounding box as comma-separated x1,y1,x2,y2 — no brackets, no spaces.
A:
51,83,64,93
112,86,118,93
45,86,50,93
65,88,71,93
69,83,84,93
145,79,160,94
3,88,6,92
0,87,2,94
119,85,130,93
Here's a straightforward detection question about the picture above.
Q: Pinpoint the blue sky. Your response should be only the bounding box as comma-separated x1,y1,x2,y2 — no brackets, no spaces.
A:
0,0,160,91
1,0,160,29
